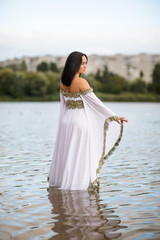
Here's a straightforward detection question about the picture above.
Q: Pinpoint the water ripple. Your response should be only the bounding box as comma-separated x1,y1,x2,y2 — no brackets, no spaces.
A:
0,102,160,239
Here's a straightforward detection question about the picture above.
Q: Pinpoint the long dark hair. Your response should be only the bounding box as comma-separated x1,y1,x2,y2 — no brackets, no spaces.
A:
61,51,88,86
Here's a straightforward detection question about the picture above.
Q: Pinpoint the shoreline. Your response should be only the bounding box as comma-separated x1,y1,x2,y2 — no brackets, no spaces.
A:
0,92,160,102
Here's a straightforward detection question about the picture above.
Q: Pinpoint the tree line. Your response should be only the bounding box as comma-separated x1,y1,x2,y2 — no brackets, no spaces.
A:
0,61,160,98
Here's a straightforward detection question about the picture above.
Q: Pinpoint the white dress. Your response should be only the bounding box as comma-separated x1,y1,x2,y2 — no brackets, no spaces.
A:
49,87,123,190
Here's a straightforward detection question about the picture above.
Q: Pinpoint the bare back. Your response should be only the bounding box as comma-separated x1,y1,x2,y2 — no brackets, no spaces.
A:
60,77,90,93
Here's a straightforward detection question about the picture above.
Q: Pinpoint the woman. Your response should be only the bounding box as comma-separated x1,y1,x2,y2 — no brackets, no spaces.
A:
49,51,128,190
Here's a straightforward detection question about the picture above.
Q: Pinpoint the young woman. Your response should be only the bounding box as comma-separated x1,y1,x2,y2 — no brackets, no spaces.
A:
49,51,128,190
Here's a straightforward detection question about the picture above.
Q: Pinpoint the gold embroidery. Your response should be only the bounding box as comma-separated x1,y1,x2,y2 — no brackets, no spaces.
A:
91,116,123,188
66,100,84,109
60,87,93,98
113,115,120,121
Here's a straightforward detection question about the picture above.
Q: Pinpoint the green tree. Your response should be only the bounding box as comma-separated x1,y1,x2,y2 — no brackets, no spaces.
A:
95,65,110,84
140,71,144,78
15,72,26,96
128,78,147,93
20,61,27,71
0,68,14,95
152,63,160,94
100,75,127,94
50,62,59,73
0,69,26,97
94,65,128,93
25,72,49,96
102,65,110,84
108,75,128,94
95,69,102,82
86,74,102,91
45,71,60,94
9,72,26,97
147,82,153,92
4,64,18,71
37,61,49,72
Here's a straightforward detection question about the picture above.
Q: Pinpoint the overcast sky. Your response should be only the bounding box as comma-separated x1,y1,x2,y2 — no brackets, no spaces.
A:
0,0,160,61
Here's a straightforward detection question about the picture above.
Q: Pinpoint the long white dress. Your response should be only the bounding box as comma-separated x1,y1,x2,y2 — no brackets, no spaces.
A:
49,87,123,190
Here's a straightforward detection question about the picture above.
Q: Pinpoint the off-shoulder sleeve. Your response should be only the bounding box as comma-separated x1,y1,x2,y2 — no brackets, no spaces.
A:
48,92,66,183
82,90,120,120
81,90,123,188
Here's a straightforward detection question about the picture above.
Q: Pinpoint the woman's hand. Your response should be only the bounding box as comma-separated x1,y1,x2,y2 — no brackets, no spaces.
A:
116,117,128,125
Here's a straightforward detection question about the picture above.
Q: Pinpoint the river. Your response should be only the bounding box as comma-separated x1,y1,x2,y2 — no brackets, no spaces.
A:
0,102,160,240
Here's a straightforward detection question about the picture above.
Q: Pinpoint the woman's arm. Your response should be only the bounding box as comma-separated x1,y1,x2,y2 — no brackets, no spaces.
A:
79,78,91,91
80,78,128,124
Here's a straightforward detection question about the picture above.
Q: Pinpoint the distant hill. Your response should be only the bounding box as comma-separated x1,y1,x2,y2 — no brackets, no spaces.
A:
0,53,160,82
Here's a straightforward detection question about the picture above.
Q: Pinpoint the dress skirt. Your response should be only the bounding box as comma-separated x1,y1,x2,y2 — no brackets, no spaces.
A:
49,87,123,190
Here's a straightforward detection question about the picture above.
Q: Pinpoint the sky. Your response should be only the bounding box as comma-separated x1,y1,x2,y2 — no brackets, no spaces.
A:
0,0,160,61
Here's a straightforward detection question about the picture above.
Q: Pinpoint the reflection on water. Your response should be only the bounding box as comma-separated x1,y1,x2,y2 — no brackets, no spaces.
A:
48,187,126,239
0,102,160,239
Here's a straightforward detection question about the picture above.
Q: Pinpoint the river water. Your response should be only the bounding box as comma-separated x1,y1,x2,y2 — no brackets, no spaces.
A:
0,102,160,240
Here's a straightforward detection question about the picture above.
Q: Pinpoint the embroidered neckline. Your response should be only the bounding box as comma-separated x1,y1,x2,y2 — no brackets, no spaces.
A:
60,87,93,98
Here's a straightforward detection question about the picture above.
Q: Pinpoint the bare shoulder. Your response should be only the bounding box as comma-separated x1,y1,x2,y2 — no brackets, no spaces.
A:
79,78,90,91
